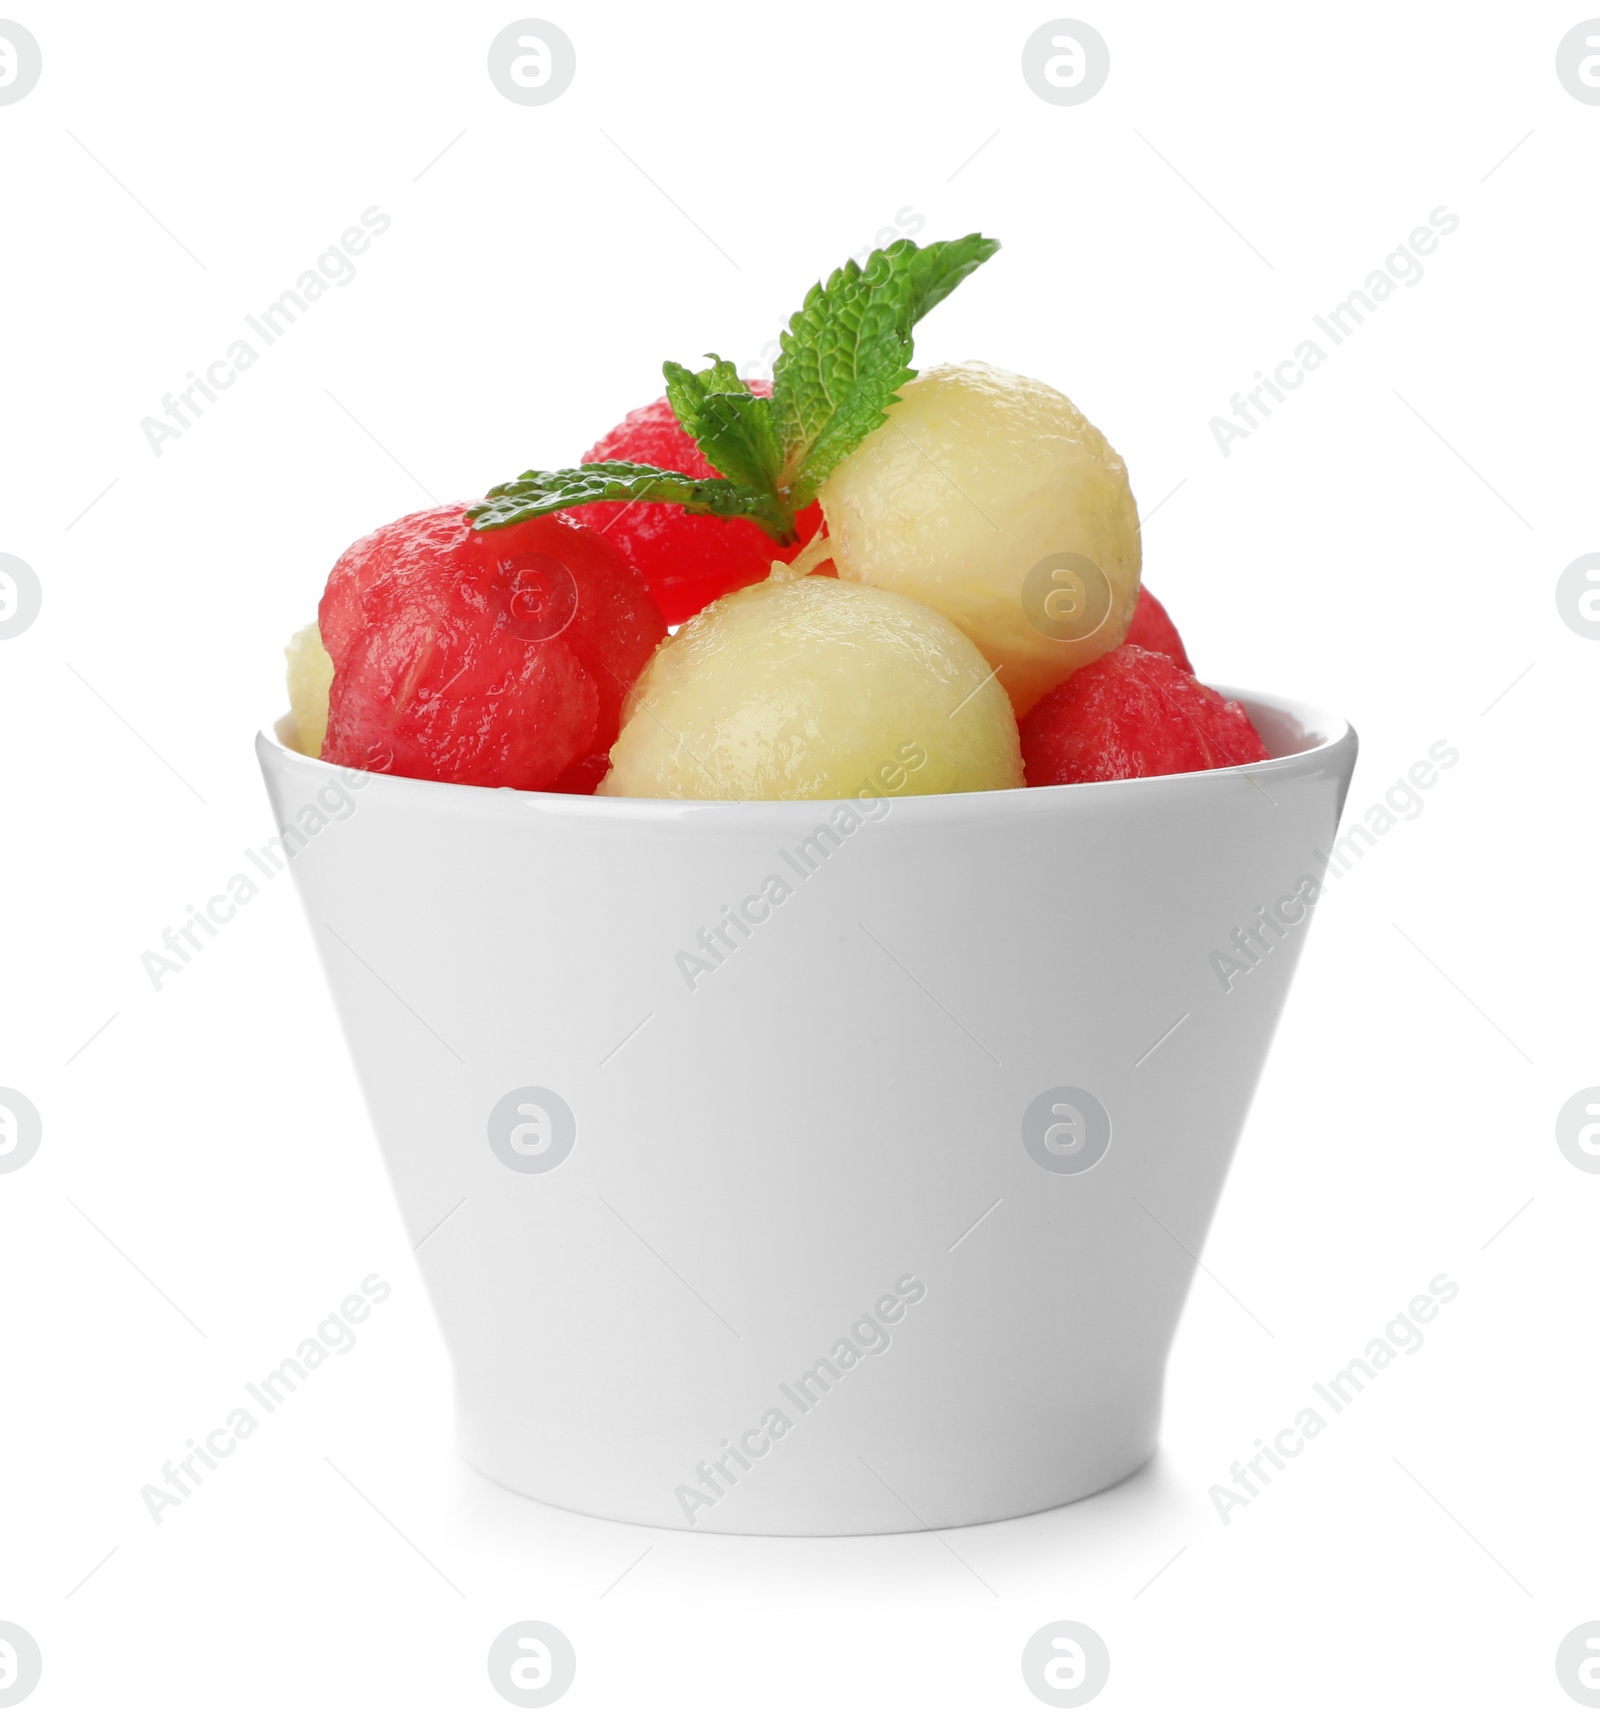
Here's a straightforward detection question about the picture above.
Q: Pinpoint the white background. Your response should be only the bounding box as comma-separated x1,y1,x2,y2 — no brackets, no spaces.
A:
2,0,1597,1720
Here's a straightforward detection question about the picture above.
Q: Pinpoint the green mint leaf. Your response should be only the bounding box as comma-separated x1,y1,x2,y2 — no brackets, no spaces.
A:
661,354,786,501
771,233,1001,508
475,234,998,550
466,461,796,542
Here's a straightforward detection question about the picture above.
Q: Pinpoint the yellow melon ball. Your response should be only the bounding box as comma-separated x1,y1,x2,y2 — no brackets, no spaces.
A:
284,622,334,757
818,360,1142,716
598,574,1022,801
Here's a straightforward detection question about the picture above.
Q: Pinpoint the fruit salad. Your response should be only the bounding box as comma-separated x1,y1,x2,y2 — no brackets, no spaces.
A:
284,235,1266,797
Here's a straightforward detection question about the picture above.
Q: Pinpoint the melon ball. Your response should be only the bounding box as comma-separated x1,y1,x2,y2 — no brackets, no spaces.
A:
284,622,334,757
818,360,1142,716
598,575,1023,801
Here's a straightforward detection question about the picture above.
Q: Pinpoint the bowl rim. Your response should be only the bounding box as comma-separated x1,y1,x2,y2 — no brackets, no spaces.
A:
257,686,1355,825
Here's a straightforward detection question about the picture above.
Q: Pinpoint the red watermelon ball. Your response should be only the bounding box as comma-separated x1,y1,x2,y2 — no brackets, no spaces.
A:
319,504,666,792
1021,644,1267,787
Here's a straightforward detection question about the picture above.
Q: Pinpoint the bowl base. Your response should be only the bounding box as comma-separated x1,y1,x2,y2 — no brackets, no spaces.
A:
456,1422,1159,1537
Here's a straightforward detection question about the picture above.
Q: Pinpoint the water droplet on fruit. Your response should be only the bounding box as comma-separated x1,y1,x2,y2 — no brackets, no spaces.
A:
502,557,579,641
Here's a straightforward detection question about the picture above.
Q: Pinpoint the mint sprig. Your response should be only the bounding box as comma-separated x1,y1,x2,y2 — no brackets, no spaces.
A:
470,460,791,541
468,233,1000,545
662,356,785,500
772,233,1000,507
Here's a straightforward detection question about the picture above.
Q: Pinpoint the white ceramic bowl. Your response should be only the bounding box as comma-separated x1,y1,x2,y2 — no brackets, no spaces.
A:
258,691,1355,1535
